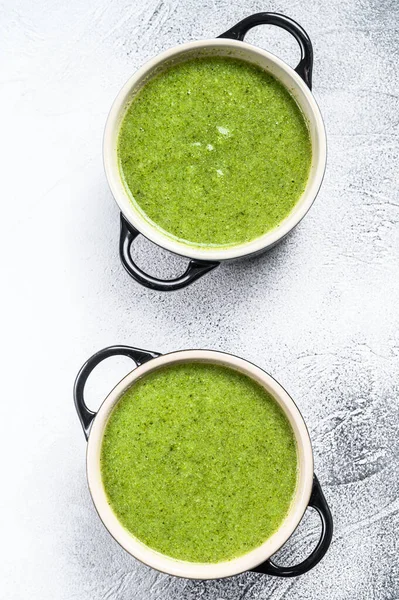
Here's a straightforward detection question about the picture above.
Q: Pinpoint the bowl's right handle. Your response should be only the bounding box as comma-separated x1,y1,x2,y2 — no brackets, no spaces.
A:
218,12,313,89
253,475,333,577
120,215,219,292
73,345,161,440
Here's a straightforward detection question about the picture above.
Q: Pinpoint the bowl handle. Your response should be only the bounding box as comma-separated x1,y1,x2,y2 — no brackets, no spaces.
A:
73,345,161,439
253,475,333,577
218,13,313,89
119,215,219,292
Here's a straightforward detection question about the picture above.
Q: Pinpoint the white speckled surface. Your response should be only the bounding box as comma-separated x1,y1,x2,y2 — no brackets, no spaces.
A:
2,0,399,597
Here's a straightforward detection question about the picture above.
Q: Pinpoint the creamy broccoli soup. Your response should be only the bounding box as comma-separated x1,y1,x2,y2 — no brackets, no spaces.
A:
101,362,298,563
117,56,311,249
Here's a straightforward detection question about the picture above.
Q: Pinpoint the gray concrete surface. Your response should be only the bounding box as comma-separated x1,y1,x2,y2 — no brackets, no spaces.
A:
2,0,398,598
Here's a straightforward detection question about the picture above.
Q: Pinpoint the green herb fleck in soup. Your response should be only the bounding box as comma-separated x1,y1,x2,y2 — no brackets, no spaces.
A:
117,56,312,248
101,362,298,563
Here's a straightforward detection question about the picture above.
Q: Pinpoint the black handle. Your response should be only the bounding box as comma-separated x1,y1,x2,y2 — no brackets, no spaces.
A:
73,345,160,439
253,475,333,577
219,12,313,89
119,215,219,292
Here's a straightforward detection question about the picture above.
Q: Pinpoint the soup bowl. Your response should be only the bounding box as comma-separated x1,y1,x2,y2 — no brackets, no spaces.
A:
104,12,326,291
74,344,333,579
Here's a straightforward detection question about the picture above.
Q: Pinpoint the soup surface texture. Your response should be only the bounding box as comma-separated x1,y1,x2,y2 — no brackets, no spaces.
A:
117,56,311,248
101,362,298,563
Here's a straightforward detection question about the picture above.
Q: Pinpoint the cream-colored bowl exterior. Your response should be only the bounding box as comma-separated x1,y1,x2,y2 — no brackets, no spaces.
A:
87,350,314,579
104,39,326,262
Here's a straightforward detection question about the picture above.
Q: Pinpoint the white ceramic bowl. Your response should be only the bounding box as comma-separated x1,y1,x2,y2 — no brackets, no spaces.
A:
103,13,327,291
74,345,333,579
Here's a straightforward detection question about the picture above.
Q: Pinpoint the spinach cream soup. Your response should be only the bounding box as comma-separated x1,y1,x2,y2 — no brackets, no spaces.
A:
117,56,311,248
101,362,298,563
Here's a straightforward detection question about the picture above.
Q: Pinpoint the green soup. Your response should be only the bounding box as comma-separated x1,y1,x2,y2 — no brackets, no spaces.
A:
101,362,298,563
117,56,311,249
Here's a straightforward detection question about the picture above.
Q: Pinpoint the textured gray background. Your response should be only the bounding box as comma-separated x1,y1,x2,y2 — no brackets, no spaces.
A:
2,0,399,598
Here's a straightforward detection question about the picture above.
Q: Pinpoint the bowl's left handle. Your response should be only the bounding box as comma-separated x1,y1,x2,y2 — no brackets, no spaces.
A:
253,475,333,577
120,215,219,292
218,12,313,89
73,345,161,440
